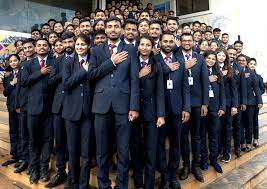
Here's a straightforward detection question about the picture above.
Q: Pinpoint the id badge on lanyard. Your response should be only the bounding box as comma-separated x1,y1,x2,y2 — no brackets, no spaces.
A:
188,69,194,86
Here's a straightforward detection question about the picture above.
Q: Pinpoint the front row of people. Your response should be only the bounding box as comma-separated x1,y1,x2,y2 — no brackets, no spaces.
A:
2,17,264,189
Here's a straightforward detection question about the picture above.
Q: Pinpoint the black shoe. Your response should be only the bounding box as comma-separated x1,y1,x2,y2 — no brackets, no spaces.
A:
221,153,231,163
2,159,17,166
179,166,190,180
211,162,223,173
14,160,22,168
45,172,67,188
192,167,204,182
200,162,208,171
253,142,259,148
26,167,31,175
40,168,50,182
169,179,181,189
241,147,247,152
235,149,242,158
30,169,40,184
14,161,28,173
159,181,169,189
64,173,73,189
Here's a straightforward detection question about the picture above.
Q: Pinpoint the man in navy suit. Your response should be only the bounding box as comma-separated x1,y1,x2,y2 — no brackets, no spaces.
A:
14,38,36,173
177,33,209,182
155,32,190,189
89,16,139,189
123,19,139,51
149,20,162,55
21,38,55,184
45,31,75,188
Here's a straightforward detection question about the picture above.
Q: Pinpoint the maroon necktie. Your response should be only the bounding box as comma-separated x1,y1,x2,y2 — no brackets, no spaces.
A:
165,56,171,63
141,61,146,68
185,53,191,60
40,59,45,68
79,59,85,68
109,44,116,55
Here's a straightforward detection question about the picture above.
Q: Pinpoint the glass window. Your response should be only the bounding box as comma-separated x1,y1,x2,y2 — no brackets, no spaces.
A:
176,0,209,15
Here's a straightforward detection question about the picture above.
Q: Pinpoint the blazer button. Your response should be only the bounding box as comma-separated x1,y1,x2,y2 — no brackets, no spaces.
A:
80,84,83,87
81,93,83,96
62,91,64,94
111,74,113,78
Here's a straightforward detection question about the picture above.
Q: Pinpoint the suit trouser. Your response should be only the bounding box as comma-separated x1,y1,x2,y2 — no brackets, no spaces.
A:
27,113,52,171
53,113,68,174
232,110,242,150
130,119,159,189
253,107,259,139
8,111,19,160
200,112,219,164
218,107,232,155
65,114,92,189
242,105,256,144
19,111,29,162
180,107,201,168
95,110,131,189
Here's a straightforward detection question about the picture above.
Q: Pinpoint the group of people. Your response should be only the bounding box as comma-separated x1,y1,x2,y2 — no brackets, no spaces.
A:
1,0,265,189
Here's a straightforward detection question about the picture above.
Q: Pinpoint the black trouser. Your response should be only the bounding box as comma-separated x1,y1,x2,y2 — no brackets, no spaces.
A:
19,111,29,162
8,111,19,160
27,113,52,171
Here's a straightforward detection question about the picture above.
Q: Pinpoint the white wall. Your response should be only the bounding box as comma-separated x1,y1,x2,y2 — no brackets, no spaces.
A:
179,0,267,81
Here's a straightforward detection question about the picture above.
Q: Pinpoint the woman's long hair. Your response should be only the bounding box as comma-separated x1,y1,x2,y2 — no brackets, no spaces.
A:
215,48,233,79
203,50,222,83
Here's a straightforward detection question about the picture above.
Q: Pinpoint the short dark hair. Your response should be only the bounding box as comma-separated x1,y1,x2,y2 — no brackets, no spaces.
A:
79,18,91,26
123,19,138,29
227,46,237,51
75,10,81,14
249,57,257,62
105,16,122,26
53,21,63,30
193,21,201,26
180,33,193,40
93,29,106,37
61,31,75,40
237,54,249,62
193,30,202,35
95,9,105,14
222,33,229,36
181,23,190,28
22,38,35,46
72,16,80,21
34,38,49,46
8,54,20,62
166,16,179,24
149,20,162,26
140,10,150,16
54,38,63,45
213,28,221,32
31,29,41,34
160,31,175,41
14,39,23,47
48,18,56,23
41,23,50,28
204,30,212,34
234,40,243,46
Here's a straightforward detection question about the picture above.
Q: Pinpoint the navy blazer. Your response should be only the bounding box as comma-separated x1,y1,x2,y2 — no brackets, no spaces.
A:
139,57,165,121
207,68,226,112
62,54,94,121
21,56,56,115
15,61,30,112
175,49,209,107
222,74,238,108
3,72,17,112
257,73,265,95
244,69,263,105
232,62,247,106
88,41,140,114
155,52,191,115
48,54,69,114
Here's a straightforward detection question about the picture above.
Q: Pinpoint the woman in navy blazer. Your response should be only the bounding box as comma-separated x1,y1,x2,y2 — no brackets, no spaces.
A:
62,34,93,189
200,50,226,173
216,48,238,163
2,54,21,166
130,35,165,189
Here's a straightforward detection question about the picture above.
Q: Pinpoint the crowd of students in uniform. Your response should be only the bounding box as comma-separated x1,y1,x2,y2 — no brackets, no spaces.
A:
1,1,265,189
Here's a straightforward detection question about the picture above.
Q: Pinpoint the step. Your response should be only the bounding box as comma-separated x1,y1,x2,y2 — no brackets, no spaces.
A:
0,172,29,189
254,179,267,189
203,151,267,189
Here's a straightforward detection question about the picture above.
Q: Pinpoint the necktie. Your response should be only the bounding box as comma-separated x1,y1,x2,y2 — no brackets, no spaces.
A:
40,59,45,68
185,53,191,60
109,44,116,55
165,56,171,63
79,59,85,68
141,61,147,68
209,68,212,76
13,71,18,78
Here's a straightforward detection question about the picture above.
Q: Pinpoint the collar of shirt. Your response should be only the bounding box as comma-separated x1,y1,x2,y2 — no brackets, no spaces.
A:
154,39,159,47
124,39,136,46
78,54,88,63
108,40,121,48
182,50,193,60
139,56,149,65
160,51,173,61
65,52,75,58
37,56,48,65
218,62,224,68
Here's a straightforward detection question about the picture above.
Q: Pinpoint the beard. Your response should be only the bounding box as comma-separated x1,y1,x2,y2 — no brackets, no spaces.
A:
161,46,172,54
65,46,74,54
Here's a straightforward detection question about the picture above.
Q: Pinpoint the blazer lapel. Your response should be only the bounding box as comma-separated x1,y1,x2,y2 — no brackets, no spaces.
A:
103,43,110,59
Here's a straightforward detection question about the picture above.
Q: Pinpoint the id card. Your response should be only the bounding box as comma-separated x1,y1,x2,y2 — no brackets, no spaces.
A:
209,90,214,98
167,79,173,89
188,77,194,86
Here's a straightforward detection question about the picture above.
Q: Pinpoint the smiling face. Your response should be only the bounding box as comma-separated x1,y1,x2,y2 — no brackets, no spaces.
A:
181,35,193,51
248,60,256,70
23,42,35,58
75,37,89,56
9,55,20,69
105,20,122,41
124,23,138,41
35,40,49,56
217,51,226,63
138,38,153,57
160,34,175,54
138,21,149,35
205,54,216,67
167,20,178,33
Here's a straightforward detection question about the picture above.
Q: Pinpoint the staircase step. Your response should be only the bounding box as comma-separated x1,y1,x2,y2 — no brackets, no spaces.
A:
203,151,267,189
254,179,267,189
0,173,29,189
